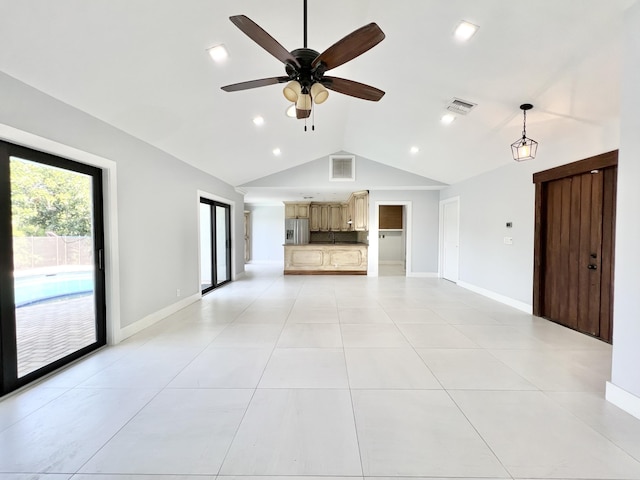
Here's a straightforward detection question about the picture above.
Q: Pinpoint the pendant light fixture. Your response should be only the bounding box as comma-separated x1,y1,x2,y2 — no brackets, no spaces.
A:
511,103,538,161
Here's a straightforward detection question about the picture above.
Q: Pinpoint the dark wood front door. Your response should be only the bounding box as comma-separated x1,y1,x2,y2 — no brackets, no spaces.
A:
533,151,617,342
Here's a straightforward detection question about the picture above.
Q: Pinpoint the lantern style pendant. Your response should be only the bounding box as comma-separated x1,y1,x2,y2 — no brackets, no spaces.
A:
511,103,538,161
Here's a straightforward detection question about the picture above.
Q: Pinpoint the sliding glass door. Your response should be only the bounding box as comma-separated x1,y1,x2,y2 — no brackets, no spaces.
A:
200,198,231,294
0,141,106,395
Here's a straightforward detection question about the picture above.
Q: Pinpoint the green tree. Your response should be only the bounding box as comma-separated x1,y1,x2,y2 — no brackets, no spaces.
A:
10,158,92,237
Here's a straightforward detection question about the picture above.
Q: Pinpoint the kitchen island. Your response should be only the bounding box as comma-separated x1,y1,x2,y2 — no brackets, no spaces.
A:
284,243,368,275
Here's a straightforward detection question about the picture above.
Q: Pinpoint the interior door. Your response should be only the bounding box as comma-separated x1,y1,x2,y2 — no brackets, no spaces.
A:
534,151,617,343
442,199,460,283
0,141,106,396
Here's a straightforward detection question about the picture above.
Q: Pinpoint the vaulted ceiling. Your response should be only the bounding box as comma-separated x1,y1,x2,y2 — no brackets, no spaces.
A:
0,0,634,202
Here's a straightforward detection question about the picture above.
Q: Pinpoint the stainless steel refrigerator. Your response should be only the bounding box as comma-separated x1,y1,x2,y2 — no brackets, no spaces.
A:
285,218,310,244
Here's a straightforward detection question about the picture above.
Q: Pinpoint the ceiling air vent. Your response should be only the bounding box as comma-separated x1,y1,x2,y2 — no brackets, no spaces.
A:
329,155,355,181
447,98,477,115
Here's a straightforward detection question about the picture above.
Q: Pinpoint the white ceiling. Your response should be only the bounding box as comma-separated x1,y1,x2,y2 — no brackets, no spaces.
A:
0,0,635,203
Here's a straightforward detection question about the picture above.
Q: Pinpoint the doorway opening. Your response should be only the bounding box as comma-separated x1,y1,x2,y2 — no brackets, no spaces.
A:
533,151,617,343
378,205,406,276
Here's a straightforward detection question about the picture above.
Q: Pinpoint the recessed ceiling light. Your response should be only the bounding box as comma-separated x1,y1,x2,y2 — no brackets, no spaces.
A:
207,44,229,63
272,148,281,156
454,21,479,42
441,113,456,125
285,104,296,118
410,146,420,154
253,116,264,126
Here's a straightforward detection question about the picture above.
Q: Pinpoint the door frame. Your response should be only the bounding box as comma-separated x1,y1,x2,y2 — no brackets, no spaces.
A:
197,190,236,293
439,196,460,282
369,200,412,276
532,150,618,335
0,140,107,394
0,125,122,345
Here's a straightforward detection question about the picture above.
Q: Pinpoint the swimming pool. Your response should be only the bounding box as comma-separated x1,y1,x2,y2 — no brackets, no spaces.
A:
14,271,94,307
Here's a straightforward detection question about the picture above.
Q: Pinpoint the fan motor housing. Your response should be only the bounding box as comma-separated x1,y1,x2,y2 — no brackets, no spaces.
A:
286,48,324,89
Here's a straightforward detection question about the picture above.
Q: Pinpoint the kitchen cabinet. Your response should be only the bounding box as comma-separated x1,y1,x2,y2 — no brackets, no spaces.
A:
329,204,343,231
310,203,343,231
341,204,350,231
319,205,329,231
379,205,403,229
284,243,368,274
350,191,369,231
307,195,366,232
284,202,310,219
309,204,320,231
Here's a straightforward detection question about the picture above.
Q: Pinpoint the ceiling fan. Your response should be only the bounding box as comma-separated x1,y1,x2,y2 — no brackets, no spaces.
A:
221,0,386,121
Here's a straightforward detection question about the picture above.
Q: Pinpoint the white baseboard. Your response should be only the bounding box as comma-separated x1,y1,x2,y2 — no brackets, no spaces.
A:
246,260,282,265
379,261,404,265
407,272,439,278
606,382,640,420
456,280,533,314
118,292,201,342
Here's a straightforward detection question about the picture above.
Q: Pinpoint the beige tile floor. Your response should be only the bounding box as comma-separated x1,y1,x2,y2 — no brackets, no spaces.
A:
1,264,640,480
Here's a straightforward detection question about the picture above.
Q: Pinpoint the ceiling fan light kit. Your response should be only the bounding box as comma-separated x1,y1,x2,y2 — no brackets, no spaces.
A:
511,103,538,161
310,82,329,104
221,0,386,128
283,81,302,102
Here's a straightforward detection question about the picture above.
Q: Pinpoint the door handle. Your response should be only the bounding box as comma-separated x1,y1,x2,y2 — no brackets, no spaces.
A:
587,264,597,270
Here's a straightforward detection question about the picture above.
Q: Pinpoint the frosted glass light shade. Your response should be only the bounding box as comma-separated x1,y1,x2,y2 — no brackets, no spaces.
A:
310,83,329,104
283,81,302,102
296,93,312,111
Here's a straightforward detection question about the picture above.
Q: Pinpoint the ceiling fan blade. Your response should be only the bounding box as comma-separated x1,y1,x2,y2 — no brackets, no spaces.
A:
221,76,290,92
230,15,301,69
312,23,385,71
296,108,312,119
322,77,385,101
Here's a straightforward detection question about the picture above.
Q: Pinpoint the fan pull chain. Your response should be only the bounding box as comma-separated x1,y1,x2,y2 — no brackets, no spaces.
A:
312,105,315,131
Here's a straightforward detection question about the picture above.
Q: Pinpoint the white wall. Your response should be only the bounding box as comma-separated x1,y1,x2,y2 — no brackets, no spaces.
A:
241,151,446,190
378,231,404,264
0,72,245,338
608,2,640,418
369,190,440,275
440,163,536,305
245,205,285,264
440,122,619,307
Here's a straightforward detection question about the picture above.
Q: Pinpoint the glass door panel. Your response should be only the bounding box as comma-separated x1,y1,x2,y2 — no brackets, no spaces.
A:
10,158,97,377
215,205,230,284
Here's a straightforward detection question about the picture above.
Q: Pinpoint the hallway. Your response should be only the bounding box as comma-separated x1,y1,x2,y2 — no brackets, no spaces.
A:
1,264,639,479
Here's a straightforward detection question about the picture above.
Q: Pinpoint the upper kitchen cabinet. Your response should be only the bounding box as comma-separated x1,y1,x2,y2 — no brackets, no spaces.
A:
303,191,369,232
284,202,310,219
329,204,343,231
350,191,369,231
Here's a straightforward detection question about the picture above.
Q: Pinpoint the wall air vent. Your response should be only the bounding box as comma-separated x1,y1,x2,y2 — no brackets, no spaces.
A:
447,98,477,115
329,155,355,181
